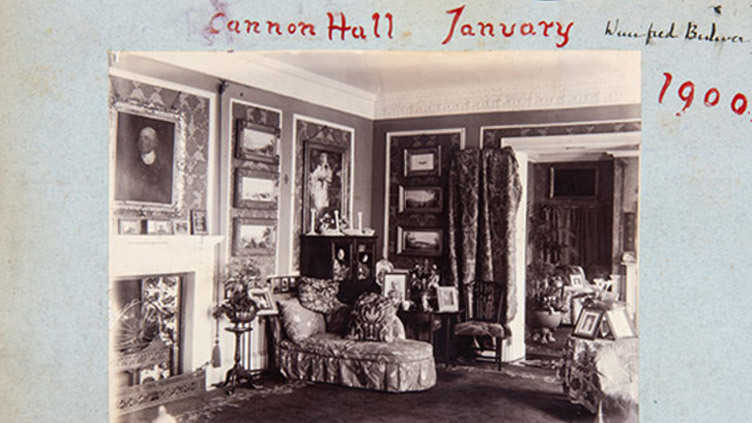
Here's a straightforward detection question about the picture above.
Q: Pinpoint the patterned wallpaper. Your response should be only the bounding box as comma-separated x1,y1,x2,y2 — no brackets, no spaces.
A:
109,76,209,222
388,131,462,272
230,101,282,278
293,119,352,270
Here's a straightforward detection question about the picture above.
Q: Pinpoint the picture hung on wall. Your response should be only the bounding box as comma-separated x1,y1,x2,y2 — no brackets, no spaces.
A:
233,218,276,256
436,286,459,312
396,227,443,256
398,185,443,213
248,288,278,316
572,308,604,339
190,209,208,235
111,102,186,212
235,120,279,163
303,140,348,234
383,273,408,304
403,146,441,177
234,168,278,209
119,219,143,235
146,219,172,235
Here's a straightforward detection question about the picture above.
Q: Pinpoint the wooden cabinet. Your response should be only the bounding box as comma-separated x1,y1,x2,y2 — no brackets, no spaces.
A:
300,235,379,304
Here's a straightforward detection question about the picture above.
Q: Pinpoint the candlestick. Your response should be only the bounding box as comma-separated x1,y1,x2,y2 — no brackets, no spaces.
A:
308,208,317,235
334,210,341,232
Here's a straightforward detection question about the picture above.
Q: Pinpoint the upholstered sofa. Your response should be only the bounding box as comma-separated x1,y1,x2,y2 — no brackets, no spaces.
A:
270,278,436,393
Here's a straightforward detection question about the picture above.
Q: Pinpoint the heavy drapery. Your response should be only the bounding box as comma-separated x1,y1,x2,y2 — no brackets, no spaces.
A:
447,147,522,328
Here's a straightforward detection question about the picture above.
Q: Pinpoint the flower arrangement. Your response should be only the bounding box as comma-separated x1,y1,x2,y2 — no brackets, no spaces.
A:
526,261,568,313
409,261,441,292
212,260,262,324
317,211,348,234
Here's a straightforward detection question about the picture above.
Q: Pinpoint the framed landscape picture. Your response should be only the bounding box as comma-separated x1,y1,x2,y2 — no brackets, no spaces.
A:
303,140,348,233
234,168,278,209
403,146,441,177
235,119,279,163
398,185,443,213
232,218,276,256
396,227,443,256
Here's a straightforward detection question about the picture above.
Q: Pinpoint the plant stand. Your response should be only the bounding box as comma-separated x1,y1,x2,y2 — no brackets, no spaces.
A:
218,324,261,394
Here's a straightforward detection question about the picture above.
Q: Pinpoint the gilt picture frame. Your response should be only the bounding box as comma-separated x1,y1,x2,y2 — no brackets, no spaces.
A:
403,146,441,177
232,218,276,256
303,140,348,234
396,227,443,257
398,185,443,213
234,167,278,209
235,119,279,163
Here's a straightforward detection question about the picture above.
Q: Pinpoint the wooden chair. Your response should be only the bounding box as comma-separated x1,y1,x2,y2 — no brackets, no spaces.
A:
453,281,507,370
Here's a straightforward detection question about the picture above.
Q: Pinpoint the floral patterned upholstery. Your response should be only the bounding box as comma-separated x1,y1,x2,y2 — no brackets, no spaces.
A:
454,321,505,338
298,277,345,314
277,298,325,344
277,333,436,392
347,292,398,342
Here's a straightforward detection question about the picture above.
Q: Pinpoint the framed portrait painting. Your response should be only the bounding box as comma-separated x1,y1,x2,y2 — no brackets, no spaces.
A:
111,102,185,212
234,168,278,209
396,227,443,257
235,120,279,163
232,218,276,256
303,141,348,234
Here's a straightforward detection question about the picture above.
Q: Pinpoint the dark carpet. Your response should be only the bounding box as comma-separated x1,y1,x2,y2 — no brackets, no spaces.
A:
169,366,591,423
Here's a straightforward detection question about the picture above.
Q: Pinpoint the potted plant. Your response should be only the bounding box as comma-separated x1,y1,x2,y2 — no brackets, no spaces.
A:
409,260,441,311
212,261,262,325
526,261,568,343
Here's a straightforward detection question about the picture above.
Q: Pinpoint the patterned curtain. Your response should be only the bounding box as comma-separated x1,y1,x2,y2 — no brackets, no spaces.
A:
448,147,522,328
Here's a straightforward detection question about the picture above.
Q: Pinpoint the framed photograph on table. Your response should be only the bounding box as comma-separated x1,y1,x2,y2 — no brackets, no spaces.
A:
398,186,443,213
146,219,172,235
604,308,637,339
404,146,441,177
383,273,408,303
234,168,278,209
118,219,143,235
572,308,604,339
436,287,459,312
232,218,276,256
235,120,279,163
249,288,278,316
396,227,443,257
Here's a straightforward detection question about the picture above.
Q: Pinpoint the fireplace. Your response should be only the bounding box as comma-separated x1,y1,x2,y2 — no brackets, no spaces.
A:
110,235,223,415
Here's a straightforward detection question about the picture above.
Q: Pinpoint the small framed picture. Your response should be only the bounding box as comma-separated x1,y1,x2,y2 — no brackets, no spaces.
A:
235,120,279,163
146,219,172,235
383,273,408,303
191,209,208,235
232,218,276,256
404,146,441,177
249,288,278,316
234,168,278,209
604,308,637,339
396,227,443,257
118,219,143,235
569,272,586,287
573,308,605,339
398,186,443,214
288,276,298,290
436,286,459,312
173,219,190,235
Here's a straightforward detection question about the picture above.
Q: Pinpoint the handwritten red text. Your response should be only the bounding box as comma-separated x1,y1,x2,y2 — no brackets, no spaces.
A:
441,5,574,48
659,72,751,121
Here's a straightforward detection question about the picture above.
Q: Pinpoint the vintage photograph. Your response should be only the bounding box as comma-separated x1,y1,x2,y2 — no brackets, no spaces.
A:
109,50,641,423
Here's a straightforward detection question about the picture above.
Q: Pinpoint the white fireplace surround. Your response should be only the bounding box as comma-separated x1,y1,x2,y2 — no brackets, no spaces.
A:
110,235,224,381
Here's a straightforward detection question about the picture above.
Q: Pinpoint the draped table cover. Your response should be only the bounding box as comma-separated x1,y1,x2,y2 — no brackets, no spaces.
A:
560,336,639,422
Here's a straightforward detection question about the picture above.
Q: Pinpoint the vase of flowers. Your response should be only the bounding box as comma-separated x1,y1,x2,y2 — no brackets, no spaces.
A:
526,261,568,338
409,261,441,311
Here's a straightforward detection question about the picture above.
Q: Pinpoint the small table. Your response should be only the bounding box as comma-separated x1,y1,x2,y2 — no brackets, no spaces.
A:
398,309,459,363
217,324,262,394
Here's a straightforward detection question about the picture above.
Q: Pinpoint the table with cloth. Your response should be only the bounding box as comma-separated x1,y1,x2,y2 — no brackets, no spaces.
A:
560,336,639,422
